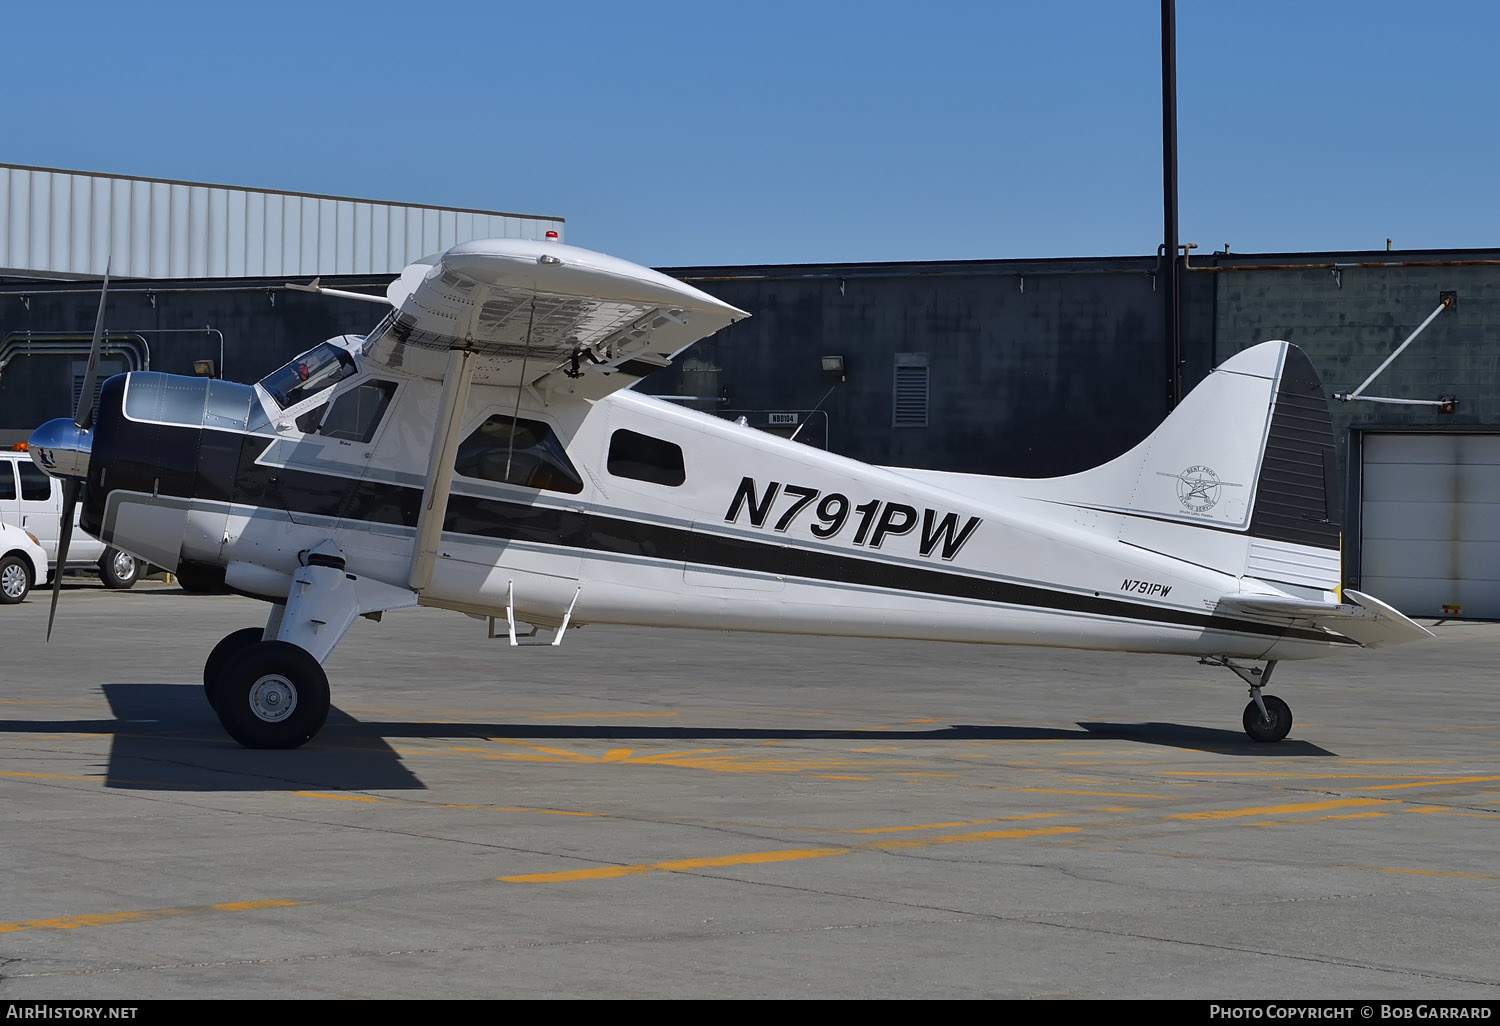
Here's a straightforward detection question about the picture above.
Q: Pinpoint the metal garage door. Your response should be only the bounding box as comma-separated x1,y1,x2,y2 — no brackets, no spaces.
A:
1361,432,1500,619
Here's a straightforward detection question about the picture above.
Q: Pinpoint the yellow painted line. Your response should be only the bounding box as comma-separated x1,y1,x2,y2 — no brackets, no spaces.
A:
212,899,298,912
1358,867,1500,880
1360,775,1500,791
0,770,97,783
1251,812,1387,828
297,791,380,802
520,712,680,720
998,787,1175,799
501,822,1090,885
1172,798,1387,821
440,804,596,816
483,739,597,762
842,812,1067,835
1345,760,1460,765
500,847,850,884
894,772,959,778
0,899,299,934
872,825,1082,850
0,909,187,933
630,749,733,763
601,748,634,762
815,775,873,780
1162,772,1439,780
1402,806,1500,819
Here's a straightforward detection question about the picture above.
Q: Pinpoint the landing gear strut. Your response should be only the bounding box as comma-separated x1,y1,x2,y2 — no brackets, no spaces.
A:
200,544,417,749
1200,656,1293,743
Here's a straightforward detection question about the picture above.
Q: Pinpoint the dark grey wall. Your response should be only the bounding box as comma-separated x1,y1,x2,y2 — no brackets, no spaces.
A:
651,258,1174,477
1206,257,1500,470
0,276,389,439
2,250,1496,484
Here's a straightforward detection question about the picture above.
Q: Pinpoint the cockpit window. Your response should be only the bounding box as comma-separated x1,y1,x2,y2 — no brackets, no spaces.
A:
309,380,398,443
259,343,357,409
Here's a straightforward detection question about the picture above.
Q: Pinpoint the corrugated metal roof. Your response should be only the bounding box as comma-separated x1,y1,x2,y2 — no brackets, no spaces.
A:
0,163,565,279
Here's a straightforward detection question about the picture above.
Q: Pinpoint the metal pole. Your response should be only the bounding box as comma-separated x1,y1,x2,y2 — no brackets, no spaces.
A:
1345,299,1452,400
1162,0,1182,409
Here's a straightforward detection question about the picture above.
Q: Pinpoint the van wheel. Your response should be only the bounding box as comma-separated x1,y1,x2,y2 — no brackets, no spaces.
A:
0,554,33,604
99,548,140,590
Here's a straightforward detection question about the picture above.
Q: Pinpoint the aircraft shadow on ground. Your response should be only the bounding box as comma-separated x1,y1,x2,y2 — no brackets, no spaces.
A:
0,684,1336,793
341,717,1337,756
0,683,425,792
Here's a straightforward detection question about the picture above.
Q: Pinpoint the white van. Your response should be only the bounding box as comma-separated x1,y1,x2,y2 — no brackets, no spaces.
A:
0,449,142,588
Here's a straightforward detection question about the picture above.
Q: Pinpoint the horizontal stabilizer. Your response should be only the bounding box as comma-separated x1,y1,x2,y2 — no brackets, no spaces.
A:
1218,588,1434,648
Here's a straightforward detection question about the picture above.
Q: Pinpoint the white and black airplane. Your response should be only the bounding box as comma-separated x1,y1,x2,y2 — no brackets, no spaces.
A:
28,239,1432,749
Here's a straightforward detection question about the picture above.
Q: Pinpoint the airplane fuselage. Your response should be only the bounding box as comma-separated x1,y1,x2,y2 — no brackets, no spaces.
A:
80,340,1348,665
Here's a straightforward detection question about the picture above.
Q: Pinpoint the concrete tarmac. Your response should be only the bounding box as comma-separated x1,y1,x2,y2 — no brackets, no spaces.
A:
1,582,1498,1000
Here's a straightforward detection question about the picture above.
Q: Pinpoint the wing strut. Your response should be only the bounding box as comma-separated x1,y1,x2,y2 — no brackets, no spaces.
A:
407,349,476,592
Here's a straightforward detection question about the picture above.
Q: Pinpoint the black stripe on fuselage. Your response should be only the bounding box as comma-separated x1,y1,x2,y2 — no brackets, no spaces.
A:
95,419,1351,646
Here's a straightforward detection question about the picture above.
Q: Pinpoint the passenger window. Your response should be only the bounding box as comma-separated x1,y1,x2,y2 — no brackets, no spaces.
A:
18,462,53,501
316,381,397,443
454,414,583,494
607,429,685,487
0,462,15,500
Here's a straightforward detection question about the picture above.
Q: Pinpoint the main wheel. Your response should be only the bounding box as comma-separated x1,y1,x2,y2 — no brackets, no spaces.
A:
98,548,140,590
0,554,32,604
1242,694,1293,743
203,627,267,711
213,640,330,750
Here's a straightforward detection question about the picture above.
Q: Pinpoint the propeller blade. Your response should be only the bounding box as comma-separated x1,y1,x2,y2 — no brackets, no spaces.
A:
46,478,81,642
74,260,111,430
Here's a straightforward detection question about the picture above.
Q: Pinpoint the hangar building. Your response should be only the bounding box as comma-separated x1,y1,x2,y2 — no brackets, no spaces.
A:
2,163,1498,619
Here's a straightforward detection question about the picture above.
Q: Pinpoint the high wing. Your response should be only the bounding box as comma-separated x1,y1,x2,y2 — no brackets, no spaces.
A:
357,238,747,593
1217,588,1434,648
364,238,748,401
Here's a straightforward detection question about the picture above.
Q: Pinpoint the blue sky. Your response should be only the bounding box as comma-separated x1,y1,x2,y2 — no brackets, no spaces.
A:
8,1,1496,267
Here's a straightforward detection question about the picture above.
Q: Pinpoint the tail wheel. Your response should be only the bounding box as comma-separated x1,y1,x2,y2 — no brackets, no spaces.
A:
1242,694,1293,743
98,548,140,589
213,640,330,749
203,627,268,711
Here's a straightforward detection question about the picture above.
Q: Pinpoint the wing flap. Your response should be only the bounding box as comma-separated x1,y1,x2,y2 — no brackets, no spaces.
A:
365,239,747,396
1218,588,1434,648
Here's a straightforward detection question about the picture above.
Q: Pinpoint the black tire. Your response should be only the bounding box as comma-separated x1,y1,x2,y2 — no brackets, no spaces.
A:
176,563,226,594
213,640,330,750
98,548,140,590
203,627,267,711
0,553,33,604
1242,694,1293,743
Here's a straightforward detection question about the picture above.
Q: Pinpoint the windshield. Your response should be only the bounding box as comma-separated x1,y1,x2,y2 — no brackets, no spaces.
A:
259,343,358,409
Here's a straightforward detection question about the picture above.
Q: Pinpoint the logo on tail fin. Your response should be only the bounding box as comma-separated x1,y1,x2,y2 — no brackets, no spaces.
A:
1158,465,1243,514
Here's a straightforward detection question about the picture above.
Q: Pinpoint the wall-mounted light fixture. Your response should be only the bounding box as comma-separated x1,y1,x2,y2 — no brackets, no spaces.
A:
821,355,846,382
193,359,217,377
